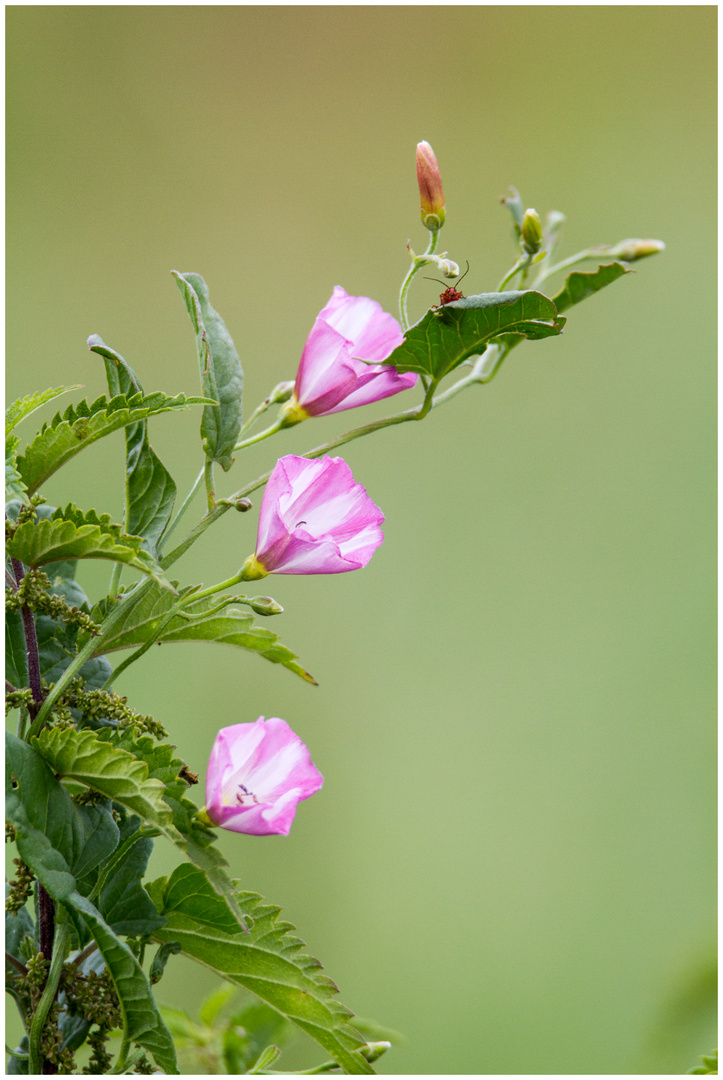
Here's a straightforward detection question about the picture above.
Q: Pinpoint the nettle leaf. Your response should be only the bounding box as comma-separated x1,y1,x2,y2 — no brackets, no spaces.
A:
6,435,28,503
384,291,565,381
5,385,82,438
88,581,316,684
16,390,213,496
5,607,28,689
97,833,166,936
551,261,632,314
89,335,177,559
173,271,244,470
34,726,247,927
67,892,178,1074
6,505,171,588
151,865,373,1075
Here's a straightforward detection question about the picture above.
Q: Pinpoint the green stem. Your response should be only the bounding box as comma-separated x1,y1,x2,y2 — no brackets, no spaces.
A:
103,572,247,688
532,248,606,288
399,230,439,330
204,460,216,511
234,417,286,452
498,253,533,292
28,909,68,1075
163,466,205,545
108,562,123,597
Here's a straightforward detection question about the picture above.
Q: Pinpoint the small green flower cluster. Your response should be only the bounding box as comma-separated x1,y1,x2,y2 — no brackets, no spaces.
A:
60,682,167,739
5,566,101,636
6,858,35,914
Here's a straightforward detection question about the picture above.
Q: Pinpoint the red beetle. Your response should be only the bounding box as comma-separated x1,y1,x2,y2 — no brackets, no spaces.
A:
426,261,470,307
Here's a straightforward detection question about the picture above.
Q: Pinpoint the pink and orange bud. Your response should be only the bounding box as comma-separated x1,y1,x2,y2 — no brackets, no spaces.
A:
416,141,446,231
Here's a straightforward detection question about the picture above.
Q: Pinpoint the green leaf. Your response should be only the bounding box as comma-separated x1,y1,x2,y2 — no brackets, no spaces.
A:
97,833,167,936
6,505,171,588
5,607,28,689
32,727,176,837
88,581,317,684
384,290,565,381
6,732,82,900
88,335,177,559
551,261,632,314
72,801,120,886
6,436,28,503
6,896,36,962
67,892,178,1074
16,390,213,496
34,727,247,928
5,386,82,438
152,865,374,1075
173,272,244,470
223,1001,293,1074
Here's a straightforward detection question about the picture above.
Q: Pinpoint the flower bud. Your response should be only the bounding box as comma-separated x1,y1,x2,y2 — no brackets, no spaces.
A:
249,595,284,616
521,208,544,254
416,141,446,231
606,238,666,261
361,1043,392,1064
269,380,295,404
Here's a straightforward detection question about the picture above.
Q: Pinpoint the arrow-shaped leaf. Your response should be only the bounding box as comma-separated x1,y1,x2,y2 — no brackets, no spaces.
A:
173,272,244,471
384,291,565,381
551,261,632,314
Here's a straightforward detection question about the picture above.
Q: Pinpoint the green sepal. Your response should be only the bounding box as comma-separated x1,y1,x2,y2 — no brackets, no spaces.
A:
5,385,82,438
384,291,564,381
173,271,244,470
16,390,214,496
151,865,374,1075
551,261,632,314
87,581,317,684
88,335,177,558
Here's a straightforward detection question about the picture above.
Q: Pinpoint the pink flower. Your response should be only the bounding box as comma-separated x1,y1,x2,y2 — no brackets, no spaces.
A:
281,287,416,422
241,454,384,577
205,717,324,836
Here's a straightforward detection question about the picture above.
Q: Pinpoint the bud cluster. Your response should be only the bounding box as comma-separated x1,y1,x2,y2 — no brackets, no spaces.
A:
5,567,101,636
6,857,35,914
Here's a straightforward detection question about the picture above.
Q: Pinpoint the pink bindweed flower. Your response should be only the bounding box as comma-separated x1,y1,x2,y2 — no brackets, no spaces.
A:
204,717,324,836
279,287,416,423
241,454,384,578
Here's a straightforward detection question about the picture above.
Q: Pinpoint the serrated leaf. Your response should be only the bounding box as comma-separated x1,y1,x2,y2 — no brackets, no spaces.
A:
5,733,116,901
34,726,247,927
6,435,28,503
173,272,243,470
89,335,177,558
551,261,632,314
151,865,373,1075
5,385,82,438
98,833,167,936
6,507,171,588
16,390,213,496
87,581,316,684
32,727,176,836
384,291,565,381
67,892,178,1073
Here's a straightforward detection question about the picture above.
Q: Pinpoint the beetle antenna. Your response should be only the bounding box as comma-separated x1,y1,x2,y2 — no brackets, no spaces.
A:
456,260,471,286
424,277,447,287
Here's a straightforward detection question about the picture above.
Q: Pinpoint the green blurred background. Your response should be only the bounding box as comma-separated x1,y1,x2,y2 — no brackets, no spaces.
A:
6,6,716,1074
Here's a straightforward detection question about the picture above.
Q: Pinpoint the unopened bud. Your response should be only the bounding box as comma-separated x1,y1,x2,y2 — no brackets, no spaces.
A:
234,498,253,512
416,141,446,231
607,238,665,262
269,380,295,404
249,595,284,616
521,208,544,254
361,1042,392,1064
